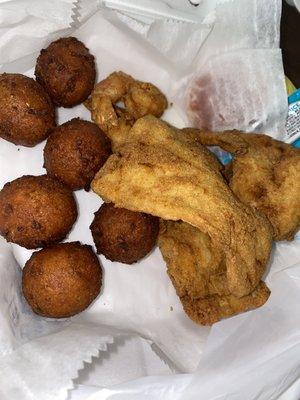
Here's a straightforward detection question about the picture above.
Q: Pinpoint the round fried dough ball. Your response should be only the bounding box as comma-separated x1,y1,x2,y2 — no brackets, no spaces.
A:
0,73,55,146
35,37,96,107
22,242,102,318
0,175,77,249
44,118,111,191
90,203,159,264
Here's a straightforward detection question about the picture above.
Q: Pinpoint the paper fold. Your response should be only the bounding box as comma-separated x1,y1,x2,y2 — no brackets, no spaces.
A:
0,324,115,400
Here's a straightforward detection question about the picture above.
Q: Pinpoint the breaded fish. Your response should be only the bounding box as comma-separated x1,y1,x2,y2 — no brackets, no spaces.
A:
181,282,270,326
191,130,300,241
87,71,168,151
92,116,273,298
158,220,270,325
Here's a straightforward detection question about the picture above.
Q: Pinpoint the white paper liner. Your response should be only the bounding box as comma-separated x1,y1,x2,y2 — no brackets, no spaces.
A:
0,324,115,400
0,1,297,399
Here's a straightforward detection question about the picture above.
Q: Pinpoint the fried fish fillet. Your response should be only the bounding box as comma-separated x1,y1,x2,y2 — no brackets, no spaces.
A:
158,220,270,325
190,130,300,241
86,71,167,150
180,282,270,326
158,220,228,299
92,116,273,298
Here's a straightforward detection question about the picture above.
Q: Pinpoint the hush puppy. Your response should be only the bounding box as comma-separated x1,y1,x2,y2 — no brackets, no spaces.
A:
44,118,111,191
0,175,77,249
22,242,102,318
35,37,96,107
90,203,159,264
0,73,55,146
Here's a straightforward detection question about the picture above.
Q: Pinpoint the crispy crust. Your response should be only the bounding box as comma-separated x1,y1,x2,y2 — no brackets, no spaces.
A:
181,281,270,325
0,73,55,146
22,242,102,318
192,130,300,241
89,71,167,150
90,202,159,264
92,116,273,298
0,175,77,249
159,220,270,325
35,37,96,107
44,118,111,191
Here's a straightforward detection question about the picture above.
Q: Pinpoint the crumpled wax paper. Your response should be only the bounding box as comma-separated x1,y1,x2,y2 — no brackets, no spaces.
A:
71,335,173,392
0,1,298,399
63,240,300,400
180,0,288,137
3,9,209,375
0,0,77,72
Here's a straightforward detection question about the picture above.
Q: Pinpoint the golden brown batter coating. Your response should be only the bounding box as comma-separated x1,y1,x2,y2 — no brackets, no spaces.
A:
22,242,102,318
44,118,111,191
159,220,270,325
124,81,168,120
88,71,167,150
181,282,270,326
0,73,55,146
92,116,273,298
192,130,300,241
0,175,77,249
35,37,96,107
158,220,228,299
90,202,159,264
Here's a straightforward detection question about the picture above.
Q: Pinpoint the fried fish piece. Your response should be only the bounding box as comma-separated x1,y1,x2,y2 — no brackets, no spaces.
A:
191,130,300,241
87,71,168,150
92,116,273,298
180,282,270,326
158,220,228,299
158,220,270,325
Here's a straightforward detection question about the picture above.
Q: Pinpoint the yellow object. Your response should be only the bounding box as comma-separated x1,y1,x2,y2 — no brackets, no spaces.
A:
286,77,296,95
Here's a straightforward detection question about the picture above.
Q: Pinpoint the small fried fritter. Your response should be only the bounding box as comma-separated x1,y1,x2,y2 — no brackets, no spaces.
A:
0,73,55,146
35,37,96,107
44,118,111,191
88,71,168,150
0,175,77,249
90,202,159,264
158,220,228,300
22,242,102,318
